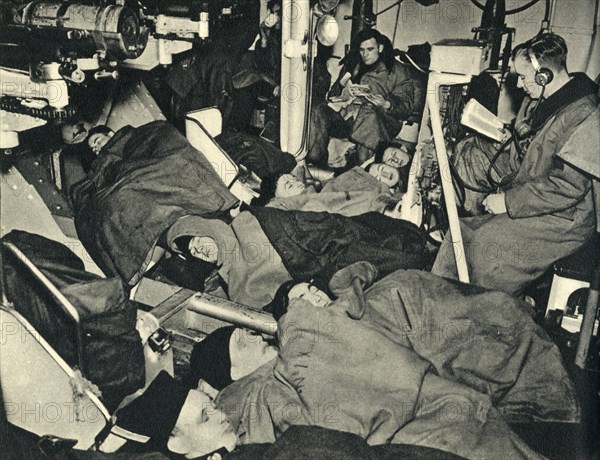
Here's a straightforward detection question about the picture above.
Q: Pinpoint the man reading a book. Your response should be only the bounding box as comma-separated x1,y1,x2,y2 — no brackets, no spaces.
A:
307,28,425,168
432,33,598,297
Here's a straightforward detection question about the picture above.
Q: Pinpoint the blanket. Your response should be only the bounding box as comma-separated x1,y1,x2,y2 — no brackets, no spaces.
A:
249,207,426,281
166,209,426,307
71,121,238,285
217,270,579,459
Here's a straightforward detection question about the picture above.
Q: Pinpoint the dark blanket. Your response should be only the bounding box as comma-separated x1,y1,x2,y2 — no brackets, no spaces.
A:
71,121,238,285
5,421,465,460
248,207,426,282
216,131,296,179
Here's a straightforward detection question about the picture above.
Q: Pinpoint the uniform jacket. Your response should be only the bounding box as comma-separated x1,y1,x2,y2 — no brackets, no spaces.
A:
434,74,598,294
504,74,598,221
331,60,425,128
556,105,600,231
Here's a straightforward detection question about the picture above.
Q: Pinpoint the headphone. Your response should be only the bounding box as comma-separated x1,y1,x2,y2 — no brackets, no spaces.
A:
528,49,554,86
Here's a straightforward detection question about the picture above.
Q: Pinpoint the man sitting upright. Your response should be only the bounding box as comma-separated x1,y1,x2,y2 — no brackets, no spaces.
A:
308,28,425,168
433,33,598,296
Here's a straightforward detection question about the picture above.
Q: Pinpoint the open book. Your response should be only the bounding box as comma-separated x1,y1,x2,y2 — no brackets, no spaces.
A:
328,83,372,112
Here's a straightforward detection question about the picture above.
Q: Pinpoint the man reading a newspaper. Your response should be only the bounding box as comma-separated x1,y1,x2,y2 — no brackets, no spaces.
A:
307,29,424,167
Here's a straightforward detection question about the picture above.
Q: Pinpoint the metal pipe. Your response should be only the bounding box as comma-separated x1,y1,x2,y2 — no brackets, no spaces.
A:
186,292,278,336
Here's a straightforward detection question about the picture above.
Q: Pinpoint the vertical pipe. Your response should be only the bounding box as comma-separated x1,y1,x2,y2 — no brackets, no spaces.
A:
427,73,471,283
279,0,311,158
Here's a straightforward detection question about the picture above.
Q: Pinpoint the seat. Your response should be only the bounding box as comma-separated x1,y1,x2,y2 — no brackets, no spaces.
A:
546,235,600,315
545,235,600,369
546,267,592,321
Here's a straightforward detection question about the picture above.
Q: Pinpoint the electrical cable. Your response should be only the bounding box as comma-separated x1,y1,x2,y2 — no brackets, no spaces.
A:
446,128,519,198
485,128,519,189
537,0,552,35
391,1,402,48
450,82,545,196
470,0,541,15
375,0,404,17
543,0,551,21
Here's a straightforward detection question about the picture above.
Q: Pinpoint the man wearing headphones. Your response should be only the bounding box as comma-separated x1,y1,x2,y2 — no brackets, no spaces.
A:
433,33,598,297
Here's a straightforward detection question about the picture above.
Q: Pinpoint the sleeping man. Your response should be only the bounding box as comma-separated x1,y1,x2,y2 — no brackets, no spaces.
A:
110,368,467,459
71,120,239,285
262,166,398,216
165,208,425,307
114,370,238,458
187,267,579,460
71,119,424,297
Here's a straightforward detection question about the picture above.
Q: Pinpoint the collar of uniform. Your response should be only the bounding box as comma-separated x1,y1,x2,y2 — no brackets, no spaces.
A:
531,72,598,132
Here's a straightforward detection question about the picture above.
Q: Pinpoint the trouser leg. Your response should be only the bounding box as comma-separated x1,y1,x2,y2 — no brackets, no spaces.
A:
351,107,400,163
308,103,351,167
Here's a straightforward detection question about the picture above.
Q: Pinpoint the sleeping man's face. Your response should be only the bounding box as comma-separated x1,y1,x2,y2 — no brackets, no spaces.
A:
382,146,410,169
229,328,278,380
368,163,400,188
288,282,332,307
275,174,306,198
188,236,219,263
87,132,114,155
167,389,238,458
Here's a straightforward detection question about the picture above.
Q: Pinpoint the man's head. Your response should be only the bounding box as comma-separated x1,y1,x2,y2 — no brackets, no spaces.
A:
86,125,114,155
356,28,385,66
263,278,333,320
367,162,400,188
173,235,219,264
190,327,278,393
381,145,410,169
168,388,237,458
275,173,307,198
265,0,282,29
61,119,93,144
512,33,568,99
115,371,237,458
288,281,332,308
